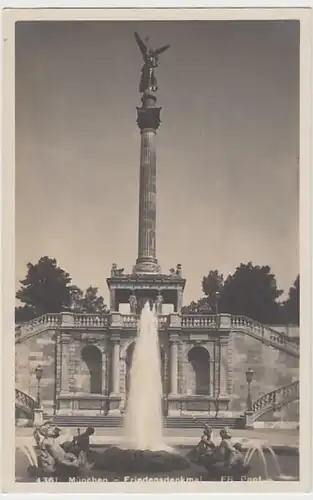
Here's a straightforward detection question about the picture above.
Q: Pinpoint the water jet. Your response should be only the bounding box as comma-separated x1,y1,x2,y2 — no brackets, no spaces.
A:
94,302,190,473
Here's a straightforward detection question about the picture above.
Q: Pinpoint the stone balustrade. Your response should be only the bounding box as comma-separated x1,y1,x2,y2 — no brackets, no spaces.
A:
73,314,110,328
15,388,37,417
181,315,217,328
15,313,62,340
231,315,299,356
122,314,138,328
252,380,299,421
14,312,299,357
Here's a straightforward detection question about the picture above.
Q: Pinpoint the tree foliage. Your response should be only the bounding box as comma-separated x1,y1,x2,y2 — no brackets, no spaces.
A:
281,275,299,325
15,256,107,322
16,257,72,318
221,262,283,324
70,286,108,314
202,269,224,310
183,262,294,324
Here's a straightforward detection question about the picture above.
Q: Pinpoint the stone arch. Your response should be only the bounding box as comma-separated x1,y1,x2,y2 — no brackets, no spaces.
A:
81,345,102,394
187,346,210,395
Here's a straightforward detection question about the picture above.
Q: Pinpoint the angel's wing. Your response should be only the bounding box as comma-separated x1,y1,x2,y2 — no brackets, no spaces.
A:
153,44,170,56
134,32,148,58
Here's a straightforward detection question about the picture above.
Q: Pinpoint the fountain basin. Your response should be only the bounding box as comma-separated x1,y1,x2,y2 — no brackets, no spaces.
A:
16,444,299,482
92,446,190,473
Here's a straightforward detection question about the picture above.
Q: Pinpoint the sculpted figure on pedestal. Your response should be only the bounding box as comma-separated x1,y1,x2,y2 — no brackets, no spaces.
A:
176,264,182,277
155,292,163,315
111,263,124,277
129,293,138,314
134,32,170,94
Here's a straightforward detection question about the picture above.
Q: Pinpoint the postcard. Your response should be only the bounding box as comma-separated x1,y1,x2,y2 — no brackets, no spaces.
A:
1,6,311,494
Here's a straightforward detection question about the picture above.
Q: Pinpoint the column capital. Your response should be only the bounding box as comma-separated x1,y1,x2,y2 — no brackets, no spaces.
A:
111,334,121,344
61,333,71,343
169,334,180,344
136,106,161,131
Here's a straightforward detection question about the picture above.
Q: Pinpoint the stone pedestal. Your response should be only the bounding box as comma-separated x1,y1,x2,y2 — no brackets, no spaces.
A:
33,407,44,426
244,410,254,429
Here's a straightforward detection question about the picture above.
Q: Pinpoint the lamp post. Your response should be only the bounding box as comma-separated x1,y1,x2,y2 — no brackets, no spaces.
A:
35,364,43,408
245,367,254,412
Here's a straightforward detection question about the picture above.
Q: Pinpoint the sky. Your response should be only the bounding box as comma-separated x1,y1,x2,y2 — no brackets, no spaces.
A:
15,20,300,306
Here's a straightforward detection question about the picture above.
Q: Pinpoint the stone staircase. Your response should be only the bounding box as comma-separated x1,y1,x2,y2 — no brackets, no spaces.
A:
50,414,245,429
251,380,299,421
15,388,37,419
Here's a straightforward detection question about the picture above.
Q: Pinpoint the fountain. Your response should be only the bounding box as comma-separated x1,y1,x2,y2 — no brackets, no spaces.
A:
243,441,298,481
93,301,190,473
19,308,299,481
123,302,166,451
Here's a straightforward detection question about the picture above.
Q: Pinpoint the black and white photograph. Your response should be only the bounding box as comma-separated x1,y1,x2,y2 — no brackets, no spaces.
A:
2,7,312,494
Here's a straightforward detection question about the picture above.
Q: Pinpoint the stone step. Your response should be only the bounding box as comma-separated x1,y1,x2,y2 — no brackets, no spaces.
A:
51,415,244,429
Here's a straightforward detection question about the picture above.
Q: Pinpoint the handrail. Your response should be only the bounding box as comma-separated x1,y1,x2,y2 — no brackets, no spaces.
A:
15,388,37,415
15,312,299,357
251,380,299,421
230,315,299,357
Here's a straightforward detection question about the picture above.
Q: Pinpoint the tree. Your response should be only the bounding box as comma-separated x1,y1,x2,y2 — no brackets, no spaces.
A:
182,270,225,314
221,262,283,324
202,269,224,310
183,262,283,323
15,305,37,323
281,275,299,325
77,286,108,314
16,257,73,319
15,257,108,322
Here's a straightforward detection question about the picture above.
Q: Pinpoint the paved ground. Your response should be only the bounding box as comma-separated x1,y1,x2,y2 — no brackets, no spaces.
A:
16,426,299,450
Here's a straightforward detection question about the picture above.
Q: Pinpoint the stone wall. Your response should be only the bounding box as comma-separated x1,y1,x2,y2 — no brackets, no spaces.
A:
15,325,299,421
15,331,57,414
230,331,299,417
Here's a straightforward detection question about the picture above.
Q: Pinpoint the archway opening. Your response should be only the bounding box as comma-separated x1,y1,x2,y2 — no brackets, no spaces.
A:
81,345,102,394
188,346,210,395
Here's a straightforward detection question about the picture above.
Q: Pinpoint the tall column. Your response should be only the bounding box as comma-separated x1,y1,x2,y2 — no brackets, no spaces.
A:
133,90,161,274
169,340,178,394
112,341,120,394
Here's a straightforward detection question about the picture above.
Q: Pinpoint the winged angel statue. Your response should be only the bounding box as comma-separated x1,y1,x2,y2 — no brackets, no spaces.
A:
134,32,170,93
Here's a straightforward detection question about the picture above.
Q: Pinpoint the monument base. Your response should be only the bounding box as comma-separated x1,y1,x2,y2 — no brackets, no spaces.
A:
133,260,161,274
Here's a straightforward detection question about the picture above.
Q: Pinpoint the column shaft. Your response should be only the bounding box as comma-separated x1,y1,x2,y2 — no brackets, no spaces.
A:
112,342,120,394
61,340,70,392
110,289,116,311
137,129,157,264
102,351,108,394
170,342,178,394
